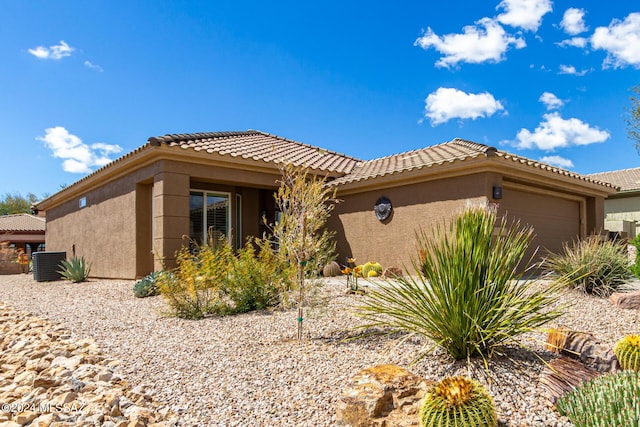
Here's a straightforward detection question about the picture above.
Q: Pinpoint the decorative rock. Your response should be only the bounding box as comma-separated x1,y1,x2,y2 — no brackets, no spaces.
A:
610,290,640,309
0,302,177,427
336,364,429,427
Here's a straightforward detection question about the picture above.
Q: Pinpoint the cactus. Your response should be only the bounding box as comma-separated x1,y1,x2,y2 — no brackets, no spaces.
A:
322,261,342,277
362,262,383,278
556,370,640,427
614,334,640,371
133,271,171,298
419,376,497,427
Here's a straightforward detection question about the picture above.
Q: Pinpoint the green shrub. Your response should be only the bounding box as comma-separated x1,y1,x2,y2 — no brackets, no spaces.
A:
543,236,632,297
630,235,640,278
158,237,293,319
133,271,168,298
419,376,497,427
556,370,640,427
356,204,564,360
226,239,292,314
58,256,91,283
157,238,234,319
614,335,640,371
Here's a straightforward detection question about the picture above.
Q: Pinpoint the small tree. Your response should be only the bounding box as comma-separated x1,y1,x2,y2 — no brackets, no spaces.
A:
271,163,339,339
0,193,38,215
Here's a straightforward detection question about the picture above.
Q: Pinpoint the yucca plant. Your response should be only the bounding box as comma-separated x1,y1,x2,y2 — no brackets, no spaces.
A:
356,204,564,360
58,256,91,283
543,235,632,297
556,370,640,427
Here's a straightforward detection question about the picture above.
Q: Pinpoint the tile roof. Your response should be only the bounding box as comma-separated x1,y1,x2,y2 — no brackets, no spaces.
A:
587,167,640,192
0,214,45,233
148,130,361,174
329,138,493,184
329,138,615,189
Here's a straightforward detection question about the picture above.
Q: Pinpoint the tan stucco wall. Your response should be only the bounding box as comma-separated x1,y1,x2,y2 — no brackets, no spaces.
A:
329,173,493,270
45,175,140,278
603,195,640,237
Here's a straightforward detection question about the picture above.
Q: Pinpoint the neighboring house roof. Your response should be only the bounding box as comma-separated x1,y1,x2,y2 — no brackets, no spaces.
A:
148,131,361,174
0,214,45,233
587,167,640,193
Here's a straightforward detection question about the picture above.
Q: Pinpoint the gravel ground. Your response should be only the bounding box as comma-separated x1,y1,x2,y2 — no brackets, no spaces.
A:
1,274,639,426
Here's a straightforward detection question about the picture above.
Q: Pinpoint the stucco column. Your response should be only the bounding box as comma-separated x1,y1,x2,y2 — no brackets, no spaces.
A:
153,171,190,270
586,196,605,236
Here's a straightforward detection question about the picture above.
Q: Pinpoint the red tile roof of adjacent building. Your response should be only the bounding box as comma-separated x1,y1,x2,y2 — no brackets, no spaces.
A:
587,167,640,192
0,214,46,233
148,130,361,174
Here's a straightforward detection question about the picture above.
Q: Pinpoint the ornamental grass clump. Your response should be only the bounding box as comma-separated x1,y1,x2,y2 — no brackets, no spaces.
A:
556,370,640,427
419,376,497,427
356,204,564,360
543,235,632,297
58,256,91,283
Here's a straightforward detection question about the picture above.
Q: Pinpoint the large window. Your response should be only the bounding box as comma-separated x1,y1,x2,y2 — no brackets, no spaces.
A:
189,191,230,245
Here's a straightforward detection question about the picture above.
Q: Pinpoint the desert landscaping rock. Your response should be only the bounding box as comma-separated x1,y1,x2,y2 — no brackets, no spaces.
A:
1,275,639,426
610,289,640,309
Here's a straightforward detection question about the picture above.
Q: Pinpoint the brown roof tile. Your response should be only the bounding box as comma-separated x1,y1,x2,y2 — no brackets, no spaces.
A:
330,138,495,185
587,167,640,192
329,138,615,189
0,214,45,233
148,130,361,174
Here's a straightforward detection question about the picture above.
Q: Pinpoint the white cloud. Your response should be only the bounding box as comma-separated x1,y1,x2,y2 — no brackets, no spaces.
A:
424,87,505,125
540,155,574,169
514,112,610,150
84,61,103,72
496,0,552,31
415,18,525,68
539,92,564,110
558,64,589,76
591,13,640,69
28,40,74,60
37,127,123,174
560,8,588,35
556,37,588,48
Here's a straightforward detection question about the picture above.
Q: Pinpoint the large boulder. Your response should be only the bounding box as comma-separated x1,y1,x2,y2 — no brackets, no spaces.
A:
610,290,640,309
336,364,429,427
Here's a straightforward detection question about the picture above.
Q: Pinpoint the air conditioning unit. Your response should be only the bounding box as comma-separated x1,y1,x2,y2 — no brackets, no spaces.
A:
32,251,66,282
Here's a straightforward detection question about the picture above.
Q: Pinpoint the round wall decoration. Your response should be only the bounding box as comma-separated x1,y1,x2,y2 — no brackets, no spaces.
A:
374,196,392,221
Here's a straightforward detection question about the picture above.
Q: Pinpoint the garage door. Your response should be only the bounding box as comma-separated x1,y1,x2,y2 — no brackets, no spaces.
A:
499,188,581,258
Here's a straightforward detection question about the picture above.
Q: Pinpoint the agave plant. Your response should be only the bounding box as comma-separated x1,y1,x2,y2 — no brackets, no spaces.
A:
356,204,564,360
58,256,91,283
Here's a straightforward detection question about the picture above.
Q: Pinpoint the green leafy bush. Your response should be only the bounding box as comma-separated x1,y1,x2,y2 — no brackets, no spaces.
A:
556,370,640,427
226,239,292,314
133,271,168,298
58,256,91,283
419,376,497,427
543,235,632,297
157,238,234,319
158,237,292,319
629,235,640,278
356,204,563,360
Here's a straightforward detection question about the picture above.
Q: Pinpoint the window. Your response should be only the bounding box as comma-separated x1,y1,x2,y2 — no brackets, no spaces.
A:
189,191,231,245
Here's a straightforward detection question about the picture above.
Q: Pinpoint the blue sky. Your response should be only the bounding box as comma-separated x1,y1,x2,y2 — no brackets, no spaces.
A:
1,0,639,198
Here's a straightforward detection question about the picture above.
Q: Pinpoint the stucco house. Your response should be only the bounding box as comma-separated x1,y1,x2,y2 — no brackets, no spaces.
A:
0,213,46,255
36,131,616,279
588,167,640,239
